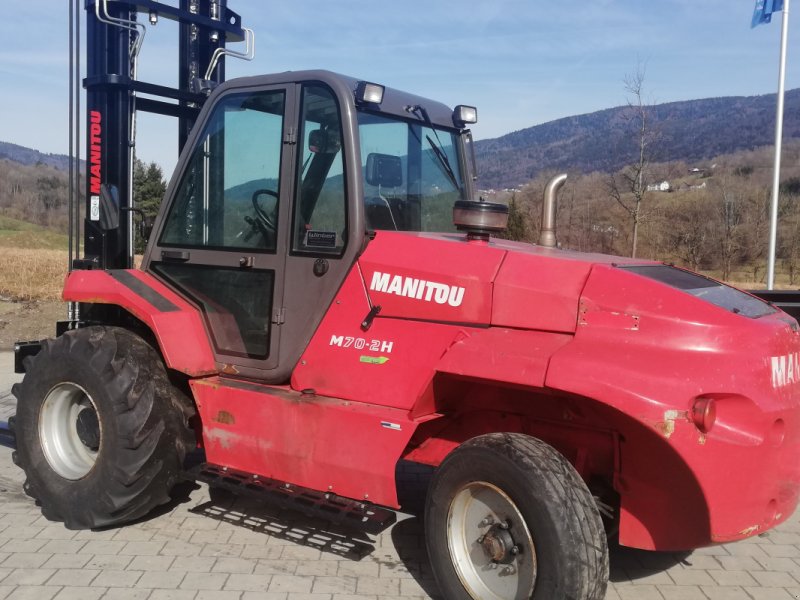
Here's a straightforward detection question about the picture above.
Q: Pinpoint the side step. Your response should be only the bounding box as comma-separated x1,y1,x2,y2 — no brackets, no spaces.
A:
184,463,397,535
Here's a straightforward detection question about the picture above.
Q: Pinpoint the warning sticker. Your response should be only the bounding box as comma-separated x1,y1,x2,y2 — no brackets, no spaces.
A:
306,230,337,248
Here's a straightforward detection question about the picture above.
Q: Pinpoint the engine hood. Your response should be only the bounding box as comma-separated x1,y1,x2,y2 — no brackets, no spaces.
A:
359,231,650,332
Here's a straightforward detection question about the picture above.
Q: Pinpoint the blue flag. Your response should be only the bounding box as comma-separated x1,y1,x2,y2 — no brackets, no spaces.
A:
752,0,785,27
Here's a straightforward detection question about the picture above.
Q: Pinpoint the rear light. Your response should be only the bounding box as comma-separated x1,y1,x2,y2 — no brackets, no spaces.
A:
692,397,717,433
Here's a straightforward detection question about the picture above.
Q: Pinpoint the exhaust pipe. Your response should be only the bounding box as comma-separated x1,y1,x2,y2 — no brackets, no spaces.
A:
539,173,568,248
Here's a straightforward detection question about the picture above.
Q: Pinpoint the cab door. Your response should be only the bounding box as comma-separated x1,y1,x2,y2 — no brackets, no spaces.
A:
146,85,296,376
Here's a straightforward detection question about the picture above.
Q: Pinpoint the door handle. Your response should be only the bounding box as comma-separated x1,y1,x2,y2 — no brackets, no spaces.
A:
161,250,190,262
239,256,255,268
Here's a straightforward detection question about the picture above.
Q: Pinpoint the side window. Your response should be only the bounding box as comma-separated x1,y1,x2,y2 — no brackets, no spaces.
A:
291,85,347,255
160,90,286,251
359,119,410,231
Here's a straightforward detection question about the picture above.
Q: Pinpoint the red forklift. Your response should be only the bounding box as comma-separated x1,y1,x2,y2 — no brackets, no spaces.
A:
9,2,800,599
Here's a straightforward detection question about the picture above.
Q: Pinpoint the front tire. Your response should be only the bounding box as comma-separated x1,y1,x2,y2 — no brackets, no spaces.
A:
11,326,195,529
425,433,608,600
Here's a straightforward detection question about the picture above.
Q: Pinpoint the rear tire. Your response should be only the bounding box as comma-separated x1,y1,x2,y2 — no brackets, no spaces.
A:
424,433,608,600
11,326,195,529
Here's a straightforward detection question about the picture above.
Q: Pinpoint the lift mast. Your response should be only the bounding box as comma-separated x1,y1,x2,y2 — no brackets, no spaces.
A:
75,0,250,271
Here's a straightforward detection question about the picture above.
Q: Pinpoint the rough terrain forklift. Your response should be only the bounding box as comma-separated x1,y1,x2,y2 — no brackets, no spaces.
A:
10,2,800,599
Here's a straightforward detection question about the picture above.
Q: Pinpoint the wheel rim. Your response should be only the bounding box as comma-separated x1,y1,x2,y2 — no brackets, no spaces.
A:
447,481,536,600
39,382,101,480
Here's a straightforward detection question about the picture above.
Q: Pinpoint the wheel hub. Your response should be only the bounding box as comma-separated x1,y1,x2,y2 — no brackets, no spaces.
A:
447,481,537,600
481,523,517,564
76,407,100,451
39,382,101,480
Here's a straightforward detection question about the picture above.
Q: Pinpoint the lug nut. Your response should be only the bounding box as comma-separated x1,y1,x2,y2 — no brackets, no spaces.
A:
478,515,495,527
502,565,516,575
477,535,485,543
510,545,520,555
490,562,498,570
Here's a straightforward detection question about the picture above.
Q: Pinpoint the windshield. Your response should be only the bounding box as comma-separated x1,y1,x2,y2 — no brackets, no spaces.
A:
357,111,466,232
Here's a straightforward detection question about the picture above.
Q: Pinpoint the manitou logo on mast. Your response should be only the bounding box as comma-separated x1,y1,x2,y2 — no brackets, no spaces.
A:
369,271,465,307
89,110,102,194
88,110,102,221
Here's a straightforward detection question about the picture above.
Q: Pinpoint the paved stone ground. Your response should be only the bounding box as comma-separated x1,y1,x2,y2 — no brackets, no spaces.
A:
2,352,800,599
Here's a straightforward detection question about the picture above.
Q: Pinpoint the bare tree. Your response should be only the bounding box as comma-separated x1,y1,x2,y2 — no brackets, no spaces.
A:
710,176,744,281
608,64,658,258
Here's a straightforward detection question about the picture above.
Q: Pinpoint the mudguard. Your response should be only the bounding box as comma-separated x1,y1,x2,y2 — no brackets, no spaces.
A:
63,269,216,376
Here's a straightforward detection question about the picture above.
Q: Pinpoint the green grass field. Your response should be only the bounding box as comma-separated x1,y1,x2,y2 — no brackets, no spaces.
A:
0,216,69,250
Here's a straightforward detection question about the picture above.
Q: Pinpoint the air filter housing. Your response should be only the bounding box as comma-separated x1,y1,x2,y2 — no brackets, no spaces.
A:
453,200,509,240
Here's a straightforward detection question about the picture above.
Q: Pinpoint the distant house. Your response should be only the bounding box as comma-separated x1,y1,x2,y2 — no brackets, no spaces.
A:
646,181,670,192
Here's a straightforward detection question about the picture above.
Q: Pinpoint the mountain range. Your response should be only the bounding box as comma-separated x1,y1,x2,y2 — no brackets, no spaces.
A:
4,89,798,191
474,89,800,189
0,141,78,172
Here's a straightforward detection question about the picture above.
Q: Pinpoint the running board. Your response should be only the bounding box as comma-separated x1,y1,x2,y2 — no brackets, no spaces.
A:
184,463,397,534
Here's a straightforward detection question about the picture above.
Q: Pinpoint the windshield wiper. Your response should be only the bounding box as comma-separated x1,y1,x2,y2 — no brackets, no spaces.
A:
425,134,459,191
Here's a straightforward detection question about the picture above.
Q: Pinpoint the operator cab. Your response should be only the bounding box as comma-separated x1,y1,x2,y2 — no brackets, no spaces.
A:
142,70,477,382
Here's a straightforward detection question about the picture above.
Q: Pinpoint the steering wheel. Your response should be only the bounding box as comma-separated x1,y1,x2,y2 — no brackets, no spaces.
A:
252,189,278,233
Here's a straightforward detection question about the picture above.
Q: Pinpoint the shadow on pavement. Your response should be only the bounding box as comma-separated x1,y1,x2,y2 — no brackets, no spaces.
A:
191,487,378,560
608,541,692,582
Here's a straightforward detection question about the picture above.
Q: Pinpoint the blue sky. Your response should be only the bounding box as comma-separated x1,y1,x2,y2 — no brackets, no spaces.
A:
1,1,797,174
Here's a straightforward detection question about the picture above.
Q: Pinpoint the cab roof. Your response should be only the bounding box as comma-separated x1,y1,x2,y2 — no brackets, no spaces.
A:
216,69,461,130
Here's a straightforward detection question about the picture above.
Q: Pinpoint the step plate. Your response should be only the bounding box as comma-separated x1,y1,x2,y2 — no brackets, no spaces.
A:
185,463,397,535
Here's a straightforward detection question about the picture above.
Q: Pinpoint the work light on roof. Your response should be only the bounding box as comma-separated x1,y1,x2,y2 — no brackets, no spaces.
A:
355,81,385,105
453,105,478,127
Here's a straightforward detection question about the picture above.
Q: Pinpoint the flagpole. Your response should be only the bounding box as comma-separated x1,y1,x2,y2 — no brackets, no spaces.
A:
767,0,790,289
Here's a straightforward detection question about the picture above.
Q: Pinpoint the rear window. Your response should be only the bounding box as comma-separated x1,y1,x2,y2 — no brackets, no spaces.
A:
621,265,776,319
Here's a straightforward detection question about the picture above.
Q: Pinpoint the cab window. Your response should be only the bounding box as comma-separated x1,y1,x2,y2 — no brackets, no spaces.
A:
356,112,465,232
291,85,347,255
160,90,286,251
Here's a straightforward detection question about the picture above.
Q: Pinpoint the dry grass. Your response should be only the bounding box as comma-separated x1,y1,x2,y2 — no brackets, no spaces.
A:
0,248,68,302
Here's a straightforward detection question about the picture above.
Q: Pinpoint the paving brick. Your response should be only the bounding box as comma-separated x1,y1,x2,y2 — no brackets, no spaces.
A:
83,555,134,570
120,541,166,556
52,587,106,600
129,555,176,571
91,569,143,588
707,568,759,586
700,586,752,600
3,568,57,586
195,591,243,600
170,556,217,573
313,576,357,594
751,571,800,587
653,585,705,599
743,587,798,599
5,587,61,600
178,571,229,591
1,552,51,569
148,591,197,600
47,568,100,586
665,568,716,586
268,574,313,593
224,573,272,592
616,585,665,599
136,570,187,589
212,557,256,574
101,591,154,600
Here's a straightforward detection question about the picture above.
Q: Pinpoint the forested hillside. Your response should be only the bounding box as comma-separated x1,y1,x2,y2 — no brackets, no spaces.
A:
475,89,800,190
